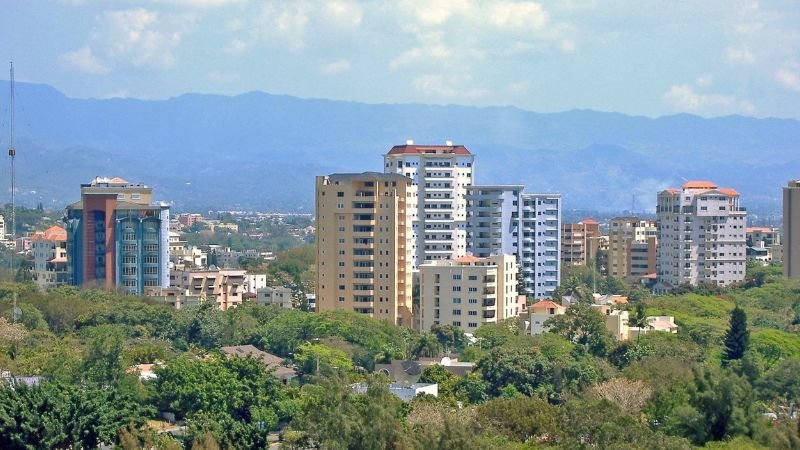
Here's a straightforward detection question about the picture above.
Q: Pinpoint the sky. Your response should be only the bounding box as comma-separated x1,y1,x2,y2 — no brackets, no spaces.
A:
1,0,799,119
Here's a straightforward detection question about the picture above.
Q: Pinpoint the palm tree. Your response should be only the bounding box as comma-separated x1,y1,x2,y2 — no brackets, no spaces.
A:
629,302,650,342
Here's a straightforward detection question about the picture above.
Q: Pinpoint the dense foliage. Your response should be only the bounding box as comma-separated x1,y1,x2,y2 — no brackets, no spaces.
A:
0,262,798,448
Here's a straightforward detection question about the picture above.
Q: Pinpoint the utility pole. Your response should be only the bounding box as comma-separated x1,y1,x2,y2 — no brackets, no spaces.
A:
8,62,18,323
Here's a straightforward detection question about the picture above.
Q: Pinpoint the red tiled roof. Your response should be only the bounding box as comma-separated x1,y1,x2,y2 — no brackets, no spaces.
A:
387,144,472,155
532,300,562,309
682,180,718,189
32,225,67,242
717,188,739,196
663,188,679,195
642,273,658,279
456,255,481,263
580,217,598,224
746,227,772,233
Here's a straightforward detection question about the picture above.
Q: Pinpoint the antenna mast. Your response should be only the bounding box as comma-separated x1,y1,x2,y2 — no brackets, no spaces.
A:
8,62,17,322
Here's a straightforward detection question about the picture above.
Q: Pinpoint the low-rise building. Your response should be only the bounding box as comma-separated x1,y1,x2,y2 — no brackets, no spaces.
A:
220,345,297,384
419,254,518,333
256,286,294,308
31,226,69,290
244,274,268,294
528,300,566,335
746,227,782,264
170,268,246,310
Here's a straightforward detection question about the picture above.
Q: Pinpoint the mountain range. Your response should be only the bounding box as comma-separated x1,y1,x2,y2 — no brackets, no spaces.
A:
1,81,798,216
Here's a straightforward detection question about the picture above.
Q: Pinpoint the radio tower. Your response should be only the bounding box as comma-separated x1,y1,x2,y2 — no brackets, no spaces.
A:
8,62,17,322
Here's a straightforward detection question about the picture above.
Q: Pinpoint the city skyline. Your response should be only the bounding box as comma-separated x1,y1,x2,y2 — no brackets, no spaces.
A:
1,1,799,119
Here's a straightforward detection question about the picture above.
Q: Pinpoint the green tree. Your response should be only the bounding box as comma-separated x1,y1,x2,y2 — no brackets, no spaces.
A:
628,302,649,342
545,303,613,357
723,305,749,362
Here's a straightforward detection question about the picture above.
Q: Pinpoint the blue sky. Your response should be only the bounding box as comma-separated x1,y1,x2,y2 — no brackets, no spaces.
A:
2,0,799,118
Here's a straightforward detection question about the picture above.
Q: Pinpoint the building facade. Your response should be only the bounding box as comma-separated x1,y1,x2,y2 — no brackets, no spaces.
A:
256,286,294,308
418,254,518,332
464,188,561,300
63,177,170,295
784,181,800,279
31,226,68,290
561,218,601,267
519,193,561,299
315,172,414,326
465,185,523,258
657,181,747,288
608,217,658,279
383,141,474,267
169,268,246,310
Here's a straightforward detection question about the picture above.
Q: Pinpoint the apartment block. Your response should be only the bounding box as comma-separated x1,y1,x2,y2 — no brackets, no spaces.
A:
519,194,561,299
63,177,170,295
464,187,561,299
256,286,294,308
315,172,413,326
657,180,747,288
0,214,5,243
244,273,268,294
31,225,68,290
419,254,518,333
528,300,566,335
608,217,658,279
465,185,523,258
170,268,246,310
746,226,782,265
383,141,474,267
561,218,601,267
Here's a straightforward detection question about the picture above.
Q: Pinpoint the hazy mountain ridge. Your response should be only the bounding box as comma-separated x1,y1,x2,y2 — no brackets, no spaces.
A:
0,81,798,214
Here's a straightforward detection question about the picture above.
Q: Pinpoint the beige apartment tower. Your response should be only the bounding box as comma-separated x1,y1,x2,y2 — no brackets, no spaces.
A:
418,254,518,333
608,217,658,279
316,172,413,326
561,218,601,267
785,180,800,279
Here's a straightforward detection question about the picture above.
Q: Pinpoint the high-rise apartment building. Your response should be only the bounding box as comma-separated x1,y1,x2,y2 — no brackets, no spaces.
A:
315,172,413,326
518,193,561,299
465,185,523,258
383,141,474,267
419,254,518,332
785,180,800,279
464,186,561,299
0,214,5,243
63,177,170,295
561,218,601,267
656,181,747,288
608,217,658,279
31,225,68,290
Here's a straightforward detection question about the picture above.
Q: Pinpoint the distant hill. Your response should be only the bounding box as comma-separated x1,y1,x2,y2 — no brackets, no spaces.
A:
0,81,797,215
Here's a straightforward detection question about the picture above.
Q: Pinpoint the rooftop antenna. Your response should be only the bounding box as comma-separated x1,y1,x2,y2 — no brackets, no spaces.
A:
8,62,18,323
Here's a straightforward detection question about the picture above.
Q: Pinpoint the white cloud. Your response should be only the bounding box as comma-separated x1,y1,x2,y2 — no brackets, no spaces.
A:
62,8,188,73
412,73,488,99
59,45,110,75
775,64,800,92
258,3,310,50
389,32,451,70
726,46,755,64
323,0,363,28
488,1,549,30
663,84,754,115
400,0,474,26
507,80,530,94
321,59,352,75
155,0,243,7
225,38,249,53
559,39,576,53
208,70,240,83
695,74,713,87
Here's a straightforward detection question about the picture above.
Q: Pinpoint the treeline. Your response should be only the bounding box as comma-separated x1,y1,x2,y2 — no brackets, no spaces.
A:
0,267,799,448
